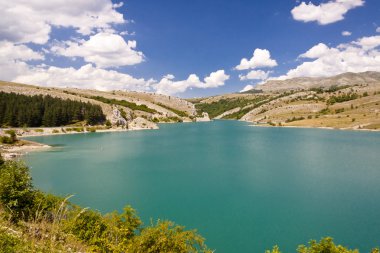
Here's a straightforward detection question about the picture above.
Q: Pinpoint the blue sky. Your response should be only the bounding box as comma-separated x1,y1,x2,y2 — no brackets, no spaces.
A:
0,0,380,97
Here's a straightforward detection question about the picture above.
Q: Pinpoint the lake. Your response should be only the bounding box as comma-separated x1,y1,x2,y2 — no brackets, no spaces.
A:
24,121,380,253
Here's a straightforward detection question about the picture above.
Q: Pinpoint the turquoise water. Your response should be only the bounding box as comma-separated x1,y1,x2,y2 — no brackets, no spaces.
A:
24,121,380,252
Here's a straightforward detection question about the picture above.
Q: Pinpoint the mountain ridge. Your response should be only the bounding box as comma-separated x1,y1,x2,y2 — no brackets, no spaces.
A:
252,71,380,92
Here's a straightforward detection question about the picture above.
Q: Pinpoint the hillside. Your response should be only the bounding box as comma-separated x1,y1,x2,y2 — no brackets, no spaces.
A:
193,72,380,130
256,71,380,92
0,80,203,132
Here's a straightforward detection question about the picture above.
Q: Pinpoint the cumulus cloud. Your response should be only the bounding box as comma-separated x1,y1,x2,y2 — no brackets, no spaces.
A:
155,70,230,95
291,0,365,25
235,49,277,70
239,70,271,81
353,35,380,49
51,33,144,68
0,41,44,81
299,43,335,59
0,0,125,44
13,64,155,92
342,31,352,36
275,35,380,80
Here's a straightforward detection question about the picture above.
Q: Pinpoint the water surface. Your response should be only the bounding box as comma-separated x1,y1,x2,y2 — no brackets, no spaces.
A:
24,121,380,252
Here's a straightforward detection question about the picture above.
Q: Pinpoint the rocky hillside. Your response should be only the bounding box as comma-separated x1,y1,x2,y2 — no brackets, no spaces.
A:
0,80,204,130
255,71,380,92
194,71,380,130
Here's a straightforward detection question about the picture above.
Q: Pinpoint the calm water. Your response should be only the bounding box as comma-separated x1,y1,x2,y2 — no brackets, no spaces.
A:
24,121,380,253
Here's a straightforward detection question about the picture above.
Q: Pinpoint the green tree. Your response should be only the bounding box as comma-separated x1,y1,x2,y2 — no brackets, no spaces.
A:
297,237,359,253
0,161,35,222
127,220,212,253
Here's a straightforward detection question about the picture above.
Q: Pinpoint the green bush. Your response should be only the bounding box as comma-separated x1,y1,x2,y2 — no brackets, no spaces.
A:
0,228,24,252
127,220,212,253
0,161,35,222
297,237,358,253
267,237,379,253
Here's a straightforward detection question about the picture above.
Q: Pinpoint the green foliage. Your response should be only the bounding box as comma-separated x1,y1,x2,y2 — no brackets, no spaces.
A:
0,228,24,253
91,96,158,114
156,103,188,117
128,220,212,253
327,93,359,105
0,130,17,144
86,127,96,133
0,92,105,127
310,85,352,94
119,107,128,120
195,97,265,119
158,116,183,123
319,108,331,115
285,116,305,123
66,209,108,248
297,237,359,253
0,161,35,222
222,92,295,120
65,127,84,132
0,161,62,223
266,245,281,253
0,159,211,252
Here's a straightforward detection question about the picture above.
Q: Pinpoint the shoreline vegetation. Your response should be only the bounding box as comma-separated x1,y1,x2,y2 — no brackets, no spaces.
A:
0,156,212,252
1,155,379,252
0,126,156,160
1,119,380,160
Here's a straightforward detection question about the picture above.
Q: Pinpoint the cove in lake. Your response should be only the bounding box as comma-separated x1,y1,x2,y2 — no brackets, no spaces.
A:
24,121,380,253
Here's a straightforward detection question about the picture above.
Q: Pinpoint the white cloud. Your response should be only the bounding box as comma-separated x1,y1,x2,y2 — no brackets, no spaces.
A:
291,0,365,25
235,49,277,70
0,0,125,44
342,31,352,36
239,70,271,81
0,41,44,80
377,27,380,33
0,41,44,62
155,70,230,95
13,64,155,92
204,70,230,87
240,85,254,93
353,35,380,49
299,43,336,59
276,35,380,80
51,33,144,68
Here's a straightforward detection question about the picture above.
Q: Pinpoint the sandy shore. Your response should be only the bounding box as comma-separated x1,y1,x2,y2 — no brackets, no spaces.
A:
0,140,50,160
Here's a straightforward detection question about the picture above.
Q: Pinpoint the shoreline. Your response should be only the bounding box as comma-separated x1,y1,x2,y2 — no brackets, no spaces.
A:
0,126,157,159
2,120,379,160
247,122,380,132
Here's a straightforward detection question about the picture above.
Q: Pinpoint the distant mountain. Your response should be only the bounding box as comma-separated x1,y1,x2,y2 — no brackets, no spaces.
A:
193,71,380,130
254,71,380,92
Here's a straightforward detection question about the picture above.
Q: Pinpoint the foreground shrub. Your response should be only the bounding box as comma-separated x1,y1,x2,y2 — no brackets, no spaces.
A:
0,160,35,222
127,220,212,253
266,237,379,253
